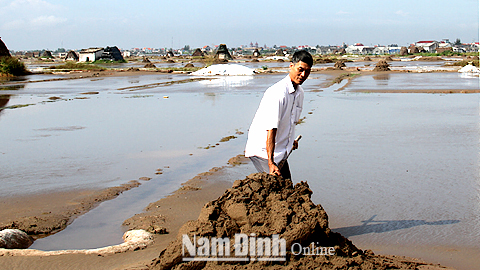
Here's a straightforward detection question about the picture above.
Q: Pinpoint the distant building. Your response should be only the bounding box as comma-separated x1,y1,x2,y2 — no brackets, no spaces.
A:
41,50,54,58
122,51,131,58
65,50,79,61
345,44,374,55
192,48,204,57
79,47,103,62
415,41,438,52
214,44,233,60
78,46,124,62
316,46,338,55
100,46,124,61
275,48,285,56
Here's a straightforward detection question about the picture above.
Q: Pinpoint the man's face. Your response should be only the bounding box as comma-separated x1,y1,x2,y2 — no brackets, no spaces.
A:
289,61,311,86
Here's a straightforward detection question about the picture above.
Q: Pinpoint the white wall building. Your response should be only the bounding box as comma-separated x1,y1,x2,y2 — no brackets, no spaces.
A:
78,48,104,62
345,44,375,55
415,41,439,52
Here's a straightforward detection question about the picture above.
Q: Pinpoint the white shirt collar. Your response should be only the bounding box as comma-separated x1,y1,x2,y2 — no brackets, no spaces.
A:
285,75,296,94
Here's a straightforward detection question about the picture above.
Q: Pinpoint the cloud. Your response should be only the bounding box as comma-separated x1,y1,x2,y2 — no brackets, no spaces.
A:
336,10,350,15
1,19,25,30
31,15,66,26
2,15,66,30
8,0,58,9
395,10,409,17
1,0,66,30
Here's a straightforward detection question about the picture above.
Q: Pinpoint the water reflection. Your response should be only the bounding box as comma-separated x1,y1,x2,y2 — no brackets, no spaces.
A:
197,76,254,89
0,95,10,109
0,84,25,91
0,84,25,118
372,74,390,86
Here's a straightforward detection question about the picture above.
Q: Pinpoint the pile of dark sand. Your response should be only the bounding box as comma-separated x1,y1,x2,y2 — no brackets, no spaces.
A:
409,46,421,54
0,37,11,57
316,58,334,64
144,63,157,68
419,56,443,61
399,47,409,56
373,60,390,71
41,51,53,58
334,60,346,70
150,173,446,270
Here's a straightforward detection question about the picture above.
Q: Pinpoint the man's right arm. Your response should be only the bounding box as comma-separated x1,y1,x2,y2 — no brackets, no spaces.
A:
266,128,280,176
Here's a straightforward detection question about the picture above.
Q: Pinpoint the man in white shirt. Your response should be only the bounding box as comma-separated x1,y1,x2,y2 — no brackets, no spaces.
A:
245,50,313,179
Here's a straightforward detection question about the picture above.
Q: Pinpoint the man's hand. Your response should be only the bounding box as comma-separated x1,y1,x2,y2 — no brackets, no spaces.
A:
292,135,302,151
268,161,281,176
266,129,280,176
292,139,299,150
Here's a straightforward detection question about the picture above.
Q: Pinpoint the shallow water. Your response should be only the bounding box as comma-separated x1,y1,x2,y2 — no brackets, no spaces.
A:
346,72,479,92
295,92,480,249
1,70,479,262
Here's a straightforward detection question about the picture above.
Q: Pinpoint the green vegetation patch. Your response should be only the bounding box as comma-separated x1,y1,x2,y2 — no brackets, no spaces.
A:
332,73,360,85
48,62,106,71
0,56,29,76
219,135,237,142
157,67,202,72
451,60,479,67
92,59,127,64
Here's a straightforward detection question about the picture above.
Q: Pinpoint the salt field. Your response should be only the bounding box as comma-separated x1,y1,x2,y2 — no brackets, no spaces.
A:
1,65,479,269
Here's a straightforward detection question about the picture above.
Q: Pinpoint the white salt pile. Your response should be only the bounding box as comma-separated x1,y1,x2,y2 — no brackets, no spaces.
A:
458,64,480,74
191,64,255,76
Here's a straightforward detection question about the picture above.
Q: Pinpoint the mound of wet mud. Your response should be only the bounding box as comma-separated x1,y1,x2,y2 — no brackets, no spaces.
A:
150,173,447,269
374,59,391,71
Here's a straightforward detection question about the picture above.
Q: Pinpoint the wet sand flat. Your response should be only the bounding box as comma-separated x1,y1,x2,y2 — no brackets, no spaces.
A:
1,68,479,269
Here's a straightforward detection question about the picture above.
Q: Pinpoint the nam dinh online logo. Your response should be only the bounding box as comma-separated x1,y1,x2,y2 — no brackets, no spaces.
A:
182,233,335,262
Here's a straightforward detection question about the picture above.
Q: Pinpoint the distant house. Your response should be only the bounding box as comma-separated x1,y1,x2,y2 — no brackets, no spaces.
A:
415,41,438,52
192,48,204,57
275,48,285,56
345,44,374,55
78,46,124,62
100,46,124,61
41,50,54,58
65,50,79,61
122,51,131,58
79,47,103,62
316,46,338,55
202,45,211,53
166,50,174,58
372,46,388,55
214,44,233,60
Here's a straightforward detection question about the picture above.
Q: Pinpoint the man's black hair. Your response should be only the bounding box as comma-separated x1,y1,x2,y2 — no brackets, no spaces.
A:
291,50,313,67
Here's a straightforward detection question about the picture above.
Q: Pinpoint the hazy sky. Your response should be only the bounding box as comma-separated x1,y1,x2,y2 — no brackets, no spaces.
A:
1,0,478,51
